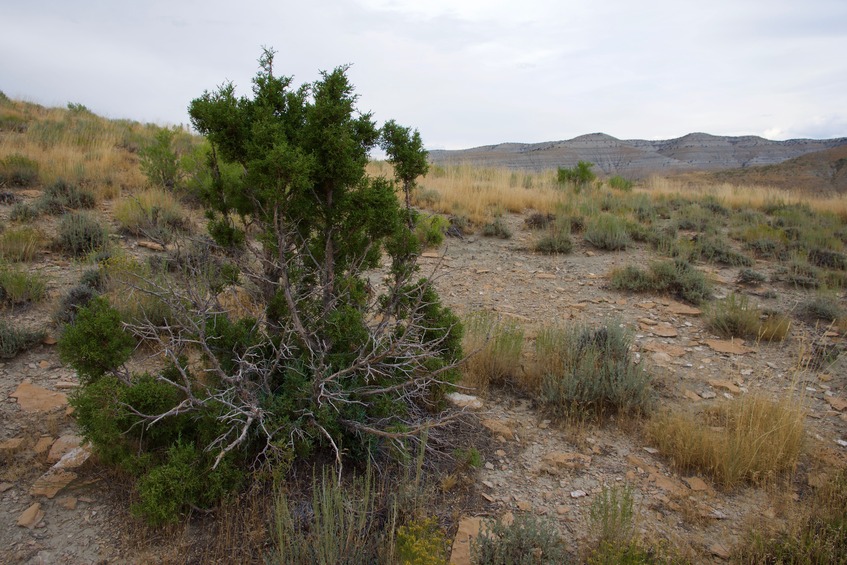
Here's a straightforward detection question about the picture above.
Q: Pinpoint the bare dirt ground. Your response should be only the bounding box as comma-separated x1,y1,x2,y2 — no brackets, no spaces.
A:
2,206,846,563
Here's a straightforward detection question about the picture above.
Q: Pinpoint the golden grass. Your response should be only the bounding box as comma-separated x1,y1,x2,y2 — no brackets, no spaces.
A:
0,99,152,199
460,310,525,394
646,393,805,488
0,226,45,262
113,188,186,236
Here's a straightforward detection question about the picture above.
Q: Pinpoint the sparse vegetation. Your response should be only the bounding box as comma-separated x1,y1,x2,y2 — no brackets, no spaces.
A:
0,318,44,358
584,213,631,251
472,513,571,564
0,263,47,305
113,188,187,242
706,293,762,340
462,310,525,392
610,259,712,304
56,211,108,256
0,226,44,261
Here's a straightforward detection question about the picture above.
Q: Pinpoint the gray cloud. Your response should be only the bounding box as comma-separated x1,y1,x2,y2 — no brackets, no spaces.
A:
2,0,845,148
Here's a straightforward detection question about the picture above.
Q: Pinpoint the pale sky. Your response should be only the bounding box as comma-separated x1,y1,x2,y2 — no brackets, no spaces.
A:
3,0,846,149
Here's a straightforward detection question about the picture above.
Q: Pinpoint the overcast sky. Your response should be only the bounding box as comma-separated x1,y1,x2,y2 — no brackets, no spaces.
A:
3,0,846,149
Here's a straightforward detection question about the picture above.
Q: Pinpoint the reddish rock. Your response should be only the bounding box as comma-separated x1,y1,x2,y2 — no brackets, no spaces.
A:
17,503,44,528
47,435,83,463
10,381,68,412
704,339,754,355
450,516,484,565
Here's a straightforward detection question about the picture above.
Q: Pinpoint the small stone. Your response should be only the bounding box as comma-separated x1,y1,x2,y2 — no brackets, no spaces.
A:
556,505,569,515
0,482,14,492
516,500,532,511
484,462,495,470
57,496,78,510
709,542,731,560
683,390,701,402
836,439,847,448
570,490,587,498
47,435,83,463
0,437,24,453
10,381,68,412
704,339,753,355
639,318,658,326
642,447,659,455
38,360,50,369
42,336,58,345
445,393,483,410
684,476,709,492
652,325,678,338
708,379,742,394
480,492,495,503
825,397,847,412
700,390,717,399
481,419,515,441
17,503,44,528
495,449,506,457
542,452,592,471
31,470,78,498
450,516,484,565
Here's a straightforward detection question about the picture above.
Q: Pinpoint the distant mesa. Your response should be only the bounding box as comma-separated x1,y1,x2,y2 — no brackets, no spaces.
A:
428,133,847,190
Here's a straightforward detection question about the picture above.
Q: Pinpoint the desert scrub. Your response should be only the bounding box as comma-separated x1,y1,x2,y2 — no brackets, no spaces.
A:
481,216,512,239
689,234,752,267
461,310,524,392
736,268,766,285
472,513,571,565
415,213,449,248
0,264,47,306
56,212,108,256
100,255,174,327
646,394,805,488
395,516,450,565
0,319,44,359
536,323,653,422
609,259,712,305
38,179,96,214
583,213,631,251
706,293,762,340
54,284,99,324
799,293,845,324
758,311,791,342
589,483,635,546
0,153,39,186
808,248,847,271
0,226,44,262
113,188,187,242
534,217,574,255
9,201,39,222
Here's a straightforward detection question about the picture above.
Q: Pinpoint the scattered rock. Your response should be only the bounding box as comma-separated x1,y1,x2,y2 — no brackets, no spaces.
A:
683,476,710,492
31,470,78,499
708,380,741,395
446,393,483,410
700,390,717,399
10,381,68,412
0,437,24,454
450,516,484,565
541,452,592,474
683,389,702,402
17,503,44,528
643,342,686,357
0,482,14,493
535,273,556,279
667,302,702,316
42,335,58,345
652,325,679,338
709,542,731,560
825,397,847,412
481,419,515,441
138,240,166,251
570,490,587,498
47,435,83,463
703,339,754,355
57,496,78,510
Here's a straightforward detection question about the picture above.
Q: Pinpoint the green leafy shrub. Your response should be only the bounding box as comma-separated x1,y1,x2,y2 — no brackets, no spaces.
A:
472,513,571,565
58,296,134,384
557,161,595,188
139,127,182,190
0,154,39,186
584,214,631,251
0,264,46,305
38,179,96,214
57,212,108,256
415,213,449,248
0,319,44,359
607,175,633,191
537,323,653,421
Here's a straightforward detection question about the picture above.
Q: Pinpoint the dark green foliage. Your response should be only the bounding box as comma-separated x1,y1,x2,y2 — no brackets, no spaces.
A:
415,213,449,247
0,319,44,359
139,127,181,190
610,259,712,305
0,154,39,187
57,212,107,256
381,120,428,224
557,161,595,187
472,513,571,564
58,297,134,384
607,175,633,191
38,179,95,214
538,324,653,421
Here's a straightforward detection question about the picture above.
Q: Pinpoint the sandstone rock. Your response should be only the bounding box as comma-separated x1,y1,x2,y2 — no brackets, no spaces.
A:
42,335,58,345
651,352,672,366
57,496,78,510
47,435,83,463
667,302,702,316
684,476,709,492
709,542,731,560
644,342,686,357
450,516,483,565
0,437,24,454
651,474,685,495
535,273,556,279
683,389,702,402
703,339,753,355
516,500,532,511
708,380,741,395
700,390,717,399
556,505,569,515
38,360,50,369
652,325,679,338
639,318,657,326
636,302,656,309
10,381,68,412
17,503,44,528
31,470,78,499
541,452,591,473
0,482,13,492
481,419,515,440
138,240,166,251
446,393,483,410
825,396,847,411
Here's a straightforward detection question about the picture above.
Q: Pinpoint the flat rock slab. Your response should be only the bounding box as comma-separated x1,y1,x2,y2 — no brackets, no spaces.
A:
17,503,44,528
652,325,679,338
541,451,592,473
31,469,78,498
644,342,687,357
481,418,515,440
703,339,754,355
450,516,484,565
10,381,68,412
708,379,742,395
825,396,847,412
0,437,24,453
666,302,702,316
47,435,83,463
446,393,483,410
684,476,710,492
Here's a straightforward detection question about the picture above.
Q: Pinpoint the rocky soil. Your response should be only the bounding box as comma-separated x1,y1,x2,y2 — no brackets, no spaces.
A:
2,210,846,564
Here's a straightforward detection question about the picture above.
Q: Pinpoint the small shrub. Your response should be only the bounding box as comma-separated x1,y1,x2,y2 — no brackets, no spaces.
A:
415,213,449,248
537,324,653,422
79,268,105,291
0,154,39,187
0,266,47,305
737,268,766,285
454,447,483,469
415,187,441,207
481,217,512,239
690,234,752,267
557,161,595,188
57,212,108,256
0,319,45,359
646,394,805,488
535,229,573,255
113,189,187,242
54,284,98,325
584,214,631,251
101,256,174,327
0,227,44,261
462,311,524,393
58,296,135,385
472,513,571,565
38,179,96,214
808,248,847,271
525,213,555,230
758,311,791,342
9,202,39,222
706,294,761,339
610,260,711,305
799,294,844,324
395,516,450,565
607,175,633,191
589,484,635,545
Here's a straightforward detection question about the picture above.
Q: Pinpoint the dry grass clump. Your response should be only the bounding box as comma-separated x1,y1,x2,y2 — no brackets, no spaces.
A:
461,310,525,394
113,189,188,241
0,226,45,262
646,394,805,488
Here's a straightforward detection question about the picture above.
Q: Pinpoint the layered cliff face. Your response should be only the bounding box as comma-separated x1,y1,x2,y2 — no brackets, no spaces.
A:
428,132,847,179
